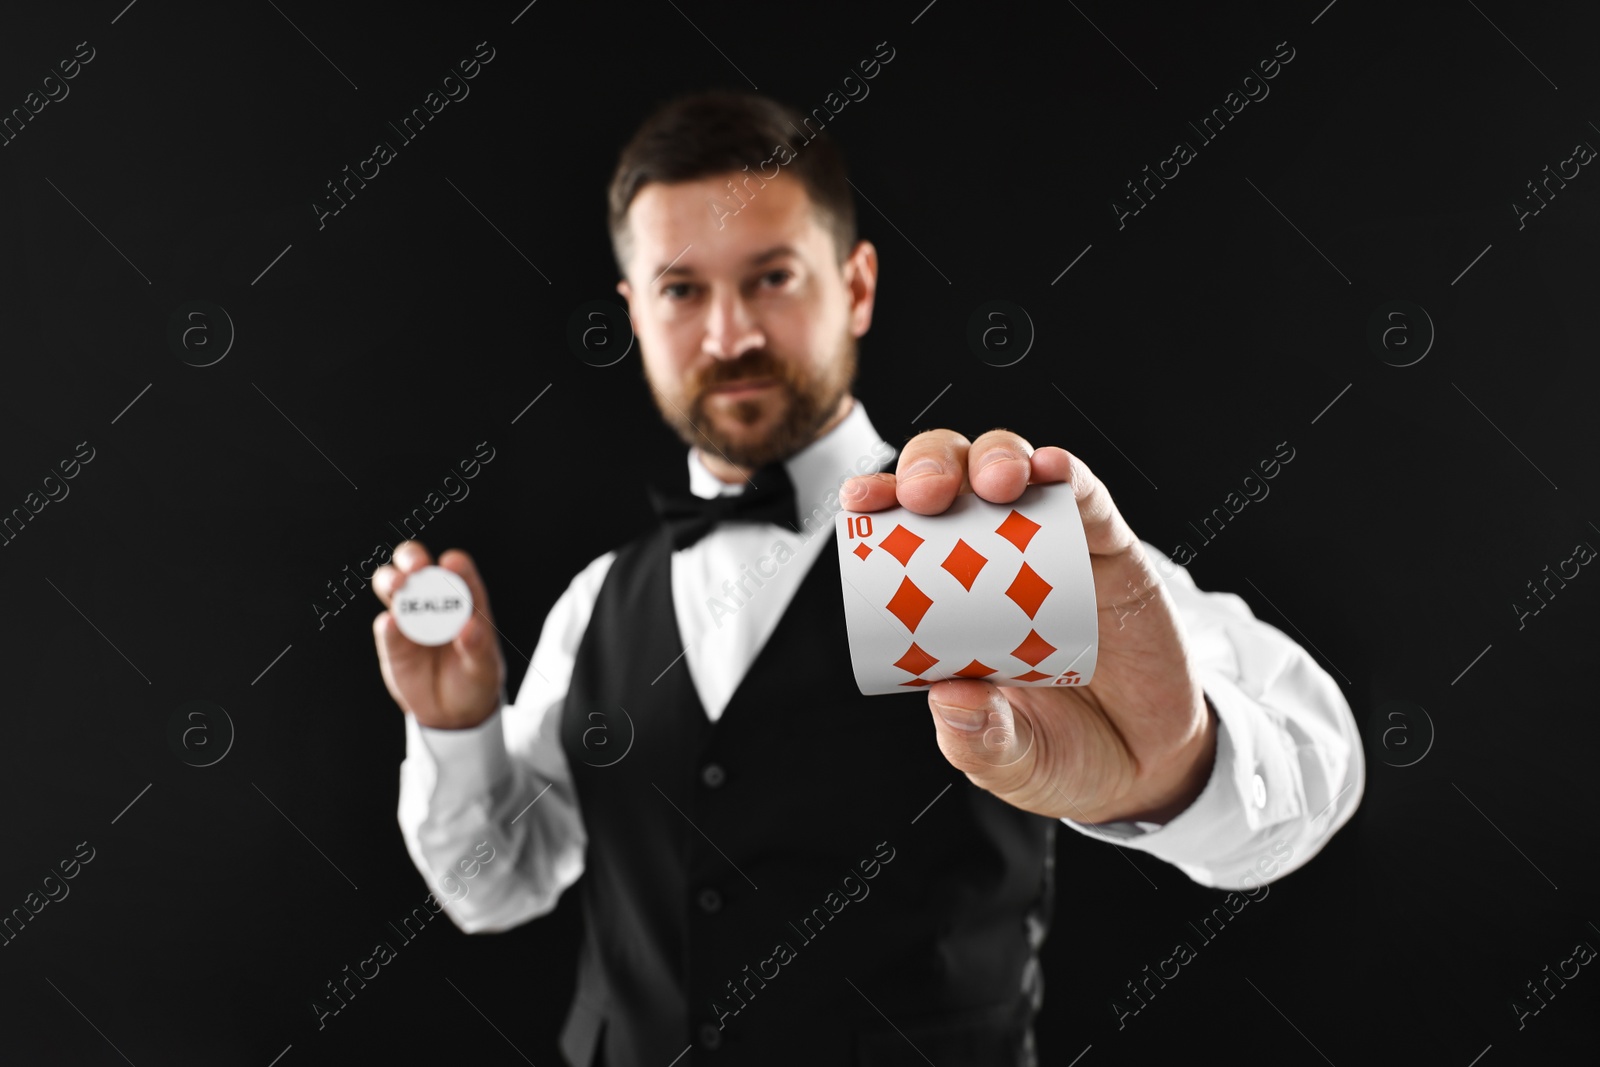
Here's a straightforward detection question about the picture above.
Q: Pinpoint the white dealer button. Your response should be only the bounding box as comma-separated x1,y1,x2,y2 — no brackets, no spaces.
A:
393,565,473,646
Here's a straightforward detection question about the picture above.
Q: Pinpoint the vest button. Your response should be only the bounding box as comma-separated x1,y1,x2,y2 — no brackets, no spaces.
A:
697,888,723,913
701,762,726,788
698,1022,723,1049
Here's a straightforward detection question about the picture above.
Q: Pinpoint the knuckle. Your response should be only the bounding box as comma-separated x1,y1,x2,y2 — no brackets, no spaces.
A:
906,428,970,454
975,426,1031,450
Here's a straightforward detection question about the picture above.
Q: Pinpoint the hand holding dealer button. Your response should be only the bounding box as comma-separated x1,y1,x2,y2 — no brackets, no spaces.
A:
371,542,505,731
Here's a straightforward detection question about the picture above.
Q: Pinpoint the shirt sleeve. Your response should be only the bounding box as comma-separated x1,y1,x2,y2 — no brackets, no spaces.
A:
1057,540,1365,890
396,549,617,932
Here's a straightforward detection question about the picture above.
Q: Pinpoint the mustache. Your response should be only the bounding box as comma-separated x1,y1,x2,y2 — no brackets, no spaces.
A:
694,352,792,391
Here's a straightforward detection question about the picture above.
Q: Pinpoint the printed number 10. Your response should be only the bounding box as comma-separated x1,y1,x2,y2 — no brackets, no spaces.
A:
846,516,873,539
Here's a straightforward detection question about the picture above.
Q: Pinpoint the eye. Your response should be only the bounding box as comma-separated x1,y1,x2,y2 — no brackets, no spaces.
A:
661,282,695,300
760,269,793,288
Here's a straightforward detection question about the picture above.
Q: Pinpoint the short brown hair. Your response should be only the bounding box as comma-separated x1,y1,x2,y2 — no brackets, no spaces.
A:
606,89,857,275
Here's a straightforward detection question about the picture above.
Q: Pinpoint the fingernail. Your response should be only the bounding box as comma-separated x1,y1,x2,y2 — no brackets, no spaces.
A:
977,448,1019,471
903,458,942,478
931,699,986,731
841,477,868,501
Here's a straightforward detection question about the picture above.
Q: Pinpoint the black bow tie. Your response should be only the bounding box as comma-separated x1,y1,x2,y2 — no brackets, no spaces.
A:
647,462,801,550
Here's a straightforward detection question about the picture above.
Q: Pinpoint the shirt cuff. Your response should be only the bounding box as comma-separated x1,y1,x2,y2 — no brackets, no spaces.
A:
1058,672,1306,884
407,702,514,817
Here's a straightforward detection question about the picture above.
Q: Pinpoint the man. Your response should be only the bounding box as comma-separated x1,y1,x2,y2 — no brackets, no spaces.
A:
371,90,1362,1065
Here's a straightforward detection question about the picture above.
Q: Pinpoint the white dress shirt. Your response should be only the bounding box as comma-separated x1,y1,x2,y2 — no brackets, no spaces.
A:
397,398,1365,932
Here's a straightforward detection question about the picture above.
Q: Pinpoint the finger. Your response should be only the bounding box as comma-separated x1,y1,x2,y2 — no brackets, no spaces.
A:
839,471,898,512
1034,448,1138,558
893,428,971,514
966,428,1034,503
393,539,432,575
371,540,432,607
371,610,425,718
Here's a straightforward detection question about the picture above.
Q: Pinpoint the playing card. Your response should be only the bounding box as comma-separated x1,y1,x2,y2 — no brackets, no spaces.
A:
835,482,1097,696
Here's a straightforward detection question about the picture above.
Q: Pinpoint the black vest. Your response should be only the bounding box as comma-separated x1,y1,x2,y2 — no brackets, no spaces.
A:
558,516,1056,1066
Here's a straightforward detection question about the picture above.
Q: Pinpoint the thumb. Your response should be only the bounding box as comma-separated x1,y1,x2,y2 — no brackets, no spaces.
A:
927,679,1037,793
437,548,494,623
437,548,500,661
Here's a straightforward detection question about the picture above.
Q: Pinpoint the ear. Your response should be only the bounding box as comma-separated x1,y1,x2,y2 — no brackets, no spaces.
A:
616,277,633,312
843,239,878,338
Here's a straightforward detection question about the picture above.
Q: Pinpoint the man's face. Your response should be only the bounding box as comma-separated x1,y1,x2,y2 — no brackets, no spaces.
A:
617,169,877,471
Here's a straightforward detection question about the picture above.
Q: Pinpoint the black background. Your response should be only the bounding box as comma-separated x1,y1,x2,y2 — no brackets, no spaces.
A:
1,0,1597,1063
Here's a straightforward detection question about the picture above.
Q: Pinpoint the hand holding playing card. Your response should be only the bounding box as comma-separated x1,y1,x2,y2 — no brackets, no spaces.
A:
840,429,1217,826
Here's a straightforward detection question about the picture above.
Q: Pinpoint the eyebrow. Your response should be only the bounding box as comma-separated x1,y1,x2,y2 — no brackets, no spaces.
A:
653,244,801,279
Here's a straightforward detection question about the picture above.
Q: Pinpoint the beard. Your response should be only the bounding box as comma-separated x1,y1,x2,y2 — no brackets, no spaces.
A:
645,330,857,469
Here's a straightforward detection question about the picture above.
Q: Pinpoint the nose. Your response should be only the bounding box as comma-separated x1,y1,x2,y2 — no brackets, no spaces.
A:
701,286,765,361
